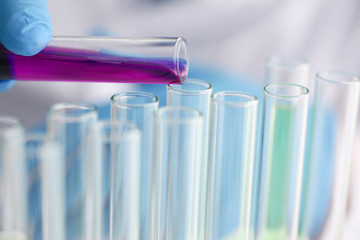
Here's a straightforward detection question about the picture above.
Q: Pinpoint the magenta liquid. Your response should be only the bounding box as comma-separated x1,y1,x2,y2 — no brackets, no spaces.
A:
0,45,187,84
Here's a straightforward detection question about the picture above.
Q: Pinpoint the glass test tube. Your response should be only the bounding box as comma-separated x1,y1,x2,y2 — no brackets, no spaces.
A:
264,55,310,235
111,91,158,240
256,83,309,240
265,55,310,88
252,55,310,235
0,117,27,239
300,71,360,240
206,91,258,240
25,134,62,240
91,121,141,240
152,106,203,240
167,79,212,240
26,134,43,240
0,36,188,84
46,103,98,240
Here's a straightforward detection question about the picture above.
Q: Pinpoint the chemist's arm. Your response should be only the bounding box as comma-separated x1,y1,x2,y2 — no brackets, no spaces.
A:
0,0,52,92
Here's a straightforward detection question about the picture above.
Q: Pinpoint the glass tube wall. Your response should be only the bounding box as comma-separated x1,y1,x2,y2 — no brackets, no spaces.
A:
152,106,203,240
206,91,258,240
0,117,27,239
256,83,309,240
46,103,98,240
111,91,158,240
167,79,212,240
300,71,360,240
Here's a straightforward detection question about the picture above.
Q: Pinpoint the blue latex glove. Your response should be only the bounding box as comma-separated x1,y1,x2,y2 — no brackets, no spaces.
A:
0,0,52,92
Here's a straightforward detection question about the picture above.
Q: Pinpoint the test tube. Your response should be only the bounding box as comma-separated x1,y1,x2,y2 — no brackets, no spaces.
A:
256,83,309,240
166,79,212,240
25,134,62,240
111,91,158,240
0,117,27,239
26,134,43,240
152,106,203,240
0,36,188,84
300,71,360,240
265,55,310,88
206,91,258,240
91,121,141,240
46,103,98,240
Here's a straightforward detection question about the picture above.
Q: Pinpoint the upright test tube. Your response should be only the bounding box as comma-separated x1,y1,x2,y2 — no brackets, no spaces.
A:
0,36,188,84
111,91,159,240
0,117,27,239
256,83,309,240
265,55,310,88
91,121,141,240
251,56,310,236
46,103,98,240
206,91,258,240
300,71,360,240
167,79,212,240
26,134,61,240
152,106,203,240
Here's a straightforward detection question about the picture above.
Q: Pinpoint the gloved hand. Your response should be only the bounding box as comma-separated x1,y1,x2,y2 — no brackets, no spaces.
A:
0,0,52,92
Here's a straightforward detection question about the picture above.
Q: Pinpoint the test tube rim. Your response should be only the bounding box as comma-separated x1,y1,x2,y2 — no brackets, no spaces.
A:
175,37,189,84
0,116,24,139
111,91,159,108
316,70,360,85
211,91,258,108
264,82,309,99
47,102,98,122
266,55,309,70
0,116,22,130
167,79,212,96
155,106,203,125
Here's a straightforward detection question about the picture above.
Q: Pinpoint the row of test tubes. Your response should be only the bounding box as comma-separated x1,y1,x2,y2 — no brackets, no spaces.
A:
0,56,359,240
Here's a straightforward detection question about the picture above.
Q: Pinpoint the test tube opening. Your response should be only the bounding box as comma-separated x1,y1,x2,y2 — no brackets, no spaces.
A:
0,116,22,132
316,70,360,84
211,91,258,107
175,37,189,84
47,103,98,121
167,79,212,94
266,55,308,70
264,83,309,98
265,55,310,89
111,91,159,106
0,117,24,141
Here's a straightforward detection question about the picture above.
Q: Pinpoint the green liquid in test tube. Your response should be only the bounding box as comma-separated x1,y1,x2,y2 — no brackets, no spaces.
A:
257,83,309,240
264,105,295,240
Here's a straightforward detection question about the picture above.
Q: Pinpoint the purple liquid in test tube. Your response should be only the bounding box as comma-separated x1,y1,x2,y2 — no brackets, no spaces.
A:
0,37,189,84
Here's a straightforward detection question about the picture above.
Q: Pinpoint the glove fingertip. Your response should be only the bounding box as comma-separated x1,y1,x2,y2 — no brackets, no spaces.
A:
3,22,52,56
20,24,52,56
0,80,15,93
